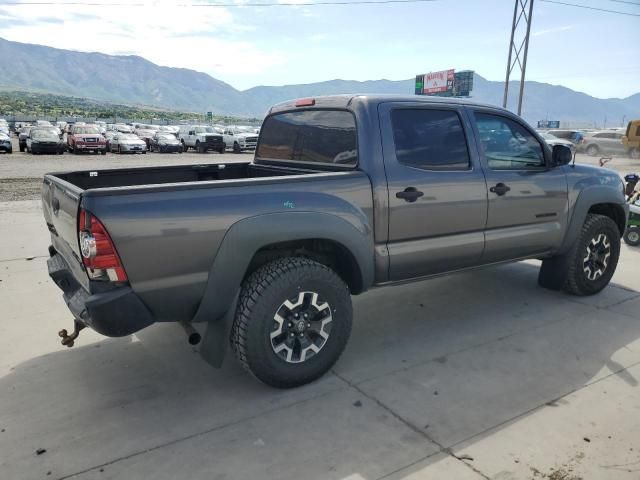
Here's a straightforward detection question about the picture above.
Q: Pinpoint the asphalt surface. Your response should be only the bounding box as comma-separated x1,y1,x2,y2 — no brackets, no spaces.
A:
0,138,639,480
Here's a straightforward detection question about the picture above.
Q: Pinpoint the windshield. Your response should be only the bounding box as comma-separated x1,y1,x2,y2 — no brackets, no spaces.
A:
194,127,215,134
31,129,58,140
157,134,175,140
234,126,253,133
541,133,558,140
119,134,139,140
74,127,100,135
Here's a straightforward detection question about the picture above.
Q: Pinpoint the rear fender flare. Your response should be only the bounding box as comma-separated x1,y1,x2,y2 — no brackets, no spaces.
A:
191,211,373,325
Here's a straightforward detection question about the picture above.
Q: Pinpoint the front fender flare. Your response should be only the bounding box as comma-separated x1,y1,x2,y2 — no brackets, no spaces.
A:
559,185,626,255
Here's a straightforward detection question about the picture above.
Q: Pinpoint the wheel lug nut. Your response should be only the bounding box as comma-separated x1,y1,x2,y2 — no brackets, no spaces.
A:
287,322,293,328
289,332,294,337
307,323,311,328
294,313,299,318
303,313,308,319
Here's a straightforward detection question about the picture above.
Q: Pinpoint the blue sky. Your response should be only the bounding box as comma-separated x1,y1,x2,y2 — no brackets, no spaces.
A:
0,0,638,98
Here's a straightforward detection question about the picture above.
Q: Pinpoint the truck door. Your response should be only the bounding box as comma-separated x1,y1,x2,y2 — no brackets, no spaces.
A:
379,102,488,280
469,109,569,262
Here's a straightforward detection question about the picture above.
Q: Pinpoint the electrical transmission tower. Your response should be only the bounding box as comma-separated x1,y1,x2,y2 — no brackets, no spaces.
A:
503,0,534,116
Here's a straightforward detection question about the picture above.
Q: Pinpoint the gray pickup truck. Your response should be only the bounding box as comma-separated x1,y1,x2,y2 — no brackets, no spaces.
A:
42,95,628,388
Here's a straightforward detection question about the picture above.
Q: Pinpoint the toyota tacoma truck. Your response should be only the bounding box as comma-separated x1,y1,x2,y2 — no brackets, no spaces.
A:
42,95,628,388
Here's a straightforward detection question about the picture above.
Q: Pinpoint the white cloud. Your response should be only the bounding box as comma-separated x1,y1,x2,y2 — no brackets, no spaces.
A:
0,0,287,78
532,25,573,37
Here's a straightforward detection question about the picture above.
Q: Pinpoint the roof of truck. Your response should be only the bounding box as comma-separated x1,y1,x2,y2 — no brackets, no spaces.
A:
269,94,505,114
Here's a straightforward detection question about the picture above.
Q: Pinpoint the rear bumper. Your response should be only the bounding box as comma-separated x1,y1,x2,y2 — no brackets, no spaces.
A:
47,251,155,337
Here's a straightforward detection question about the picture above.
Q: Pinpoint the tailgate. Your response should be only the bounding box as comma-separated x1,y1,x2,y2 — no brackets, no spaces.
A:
42,175,89,290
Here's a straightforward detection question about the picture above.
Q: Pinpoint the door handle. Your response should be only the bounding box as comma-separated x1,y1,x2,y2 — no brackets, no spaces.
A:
396,187,424,203
490,183,511,196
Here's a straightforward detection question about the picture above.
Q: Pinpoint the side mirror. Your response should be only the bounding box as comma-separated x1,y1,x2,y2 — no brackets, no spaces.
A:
551,144,572,167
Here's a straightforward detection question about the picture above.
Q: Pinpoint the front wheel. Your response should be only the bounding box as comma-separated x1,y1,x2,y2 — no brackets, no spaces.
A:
231,257,352,388
233,142,241,154
564,214,620,295
624,226,640,246
586,144,599,156
630,148,640,160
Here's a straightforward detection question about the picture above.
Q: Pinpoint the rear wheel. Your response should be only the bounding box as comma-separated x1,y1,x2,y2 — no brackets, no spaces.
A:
231,257,352,388
586,144,599,156
624,226,640,246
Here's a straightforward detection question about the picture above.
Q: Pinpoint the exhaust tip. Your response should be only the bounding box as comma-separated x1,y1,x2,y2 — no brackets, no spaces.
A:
187,332,201,346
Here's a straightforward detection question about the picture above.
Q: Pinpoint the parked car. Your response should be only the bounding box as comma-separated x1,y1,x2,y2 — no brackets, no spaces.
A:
42,95,627,388
103,131,118,150
178,125,225,153
134,125,159,150
622,120,640,159
67,125,107,154
149,132,182,153
546,129,585,145
0,119,9,135
114,123,133,134
35,120,53,128
18,126,32,152
579,131,626,156
109,133,147,154
223,125,259,153
26,128,66,155
0,132,12,153
540,132,575,154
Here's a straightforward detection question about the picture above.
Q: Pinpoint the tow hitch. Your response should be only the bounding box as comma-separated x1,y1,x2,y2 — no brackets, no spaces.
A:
58,320,86,347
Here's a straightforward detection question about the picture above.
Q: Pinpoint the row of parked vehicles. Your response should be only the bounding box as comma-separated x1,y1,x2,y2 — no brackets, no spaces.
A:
537,121,640,159
0,118,261,155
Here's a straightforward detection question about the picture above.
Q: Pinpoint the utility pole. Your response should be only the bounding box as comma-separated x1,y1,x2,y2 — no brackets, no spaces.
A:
502,0,535,116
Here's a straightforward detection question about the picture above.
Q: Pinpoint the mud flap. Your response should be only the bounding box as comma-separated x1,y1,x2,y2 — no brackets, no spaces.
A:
538,255,570,291
199,292,239,368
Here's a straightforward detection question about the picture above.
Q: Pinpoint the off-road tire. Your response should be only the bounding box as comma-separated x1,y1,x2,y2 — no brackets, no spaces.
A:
563,214,620,295
231,257,352,388
623,226,640,247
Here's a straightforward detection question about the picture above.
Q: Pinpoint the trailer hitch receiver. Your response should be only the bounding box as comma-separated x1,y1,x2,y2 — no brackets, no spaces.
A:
58,320,86,348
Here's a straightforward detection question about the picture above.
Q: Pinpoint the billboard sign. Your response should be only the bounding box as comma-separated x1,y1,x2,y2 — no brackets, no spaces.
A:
423,69,455,94
537,120,560,129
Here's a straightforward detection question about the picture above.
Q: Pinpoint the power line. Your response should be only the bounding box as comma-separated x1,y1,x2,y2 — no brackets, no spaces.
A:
606,0,640,6
540,0,640,16
0,0,441,6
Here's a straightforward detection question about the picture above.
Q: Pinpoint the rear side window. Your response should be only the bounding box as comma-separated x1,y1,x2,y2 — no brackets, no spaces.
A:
391,109,470,170
257,110,357,166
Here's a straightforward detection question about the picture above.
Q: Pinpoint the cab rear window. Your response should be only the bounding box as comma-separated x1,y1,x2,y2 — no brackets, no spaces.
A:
256,110,357,167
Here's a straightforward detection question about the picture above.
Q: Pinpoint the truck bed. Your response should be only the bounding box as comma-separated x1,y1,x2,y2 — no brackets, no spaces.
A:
52,162,313,190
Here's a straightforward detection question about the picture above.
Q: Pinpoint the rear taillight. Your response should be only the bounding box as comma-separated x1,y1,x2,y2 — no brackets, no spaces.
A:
78,209,127,282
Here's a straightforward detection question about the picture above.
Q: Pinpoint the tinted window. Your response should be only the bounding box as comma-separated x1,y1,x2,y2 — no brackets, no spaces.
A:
257,110,357,166
391,109,470,170
474,113,545,170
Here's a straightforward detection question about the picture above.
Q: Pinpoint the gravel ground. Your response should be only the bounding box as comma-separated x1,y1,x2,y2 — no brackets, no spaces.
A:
0,137,253,201
1,137,638,202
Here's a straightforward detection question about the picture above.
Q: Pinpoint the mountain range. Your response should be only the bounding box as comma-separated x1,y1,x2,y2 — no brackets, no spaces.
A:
0,37,637,125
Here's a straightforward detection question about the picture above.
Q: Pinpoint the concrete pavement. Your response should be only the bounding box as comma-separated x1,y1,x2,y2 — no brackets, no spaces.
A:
0,200,639,480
